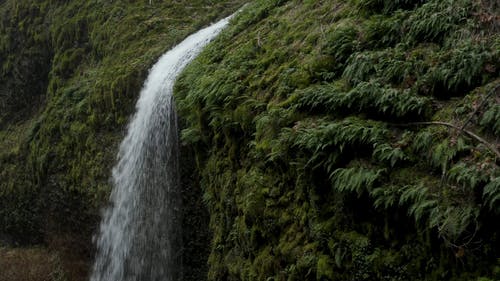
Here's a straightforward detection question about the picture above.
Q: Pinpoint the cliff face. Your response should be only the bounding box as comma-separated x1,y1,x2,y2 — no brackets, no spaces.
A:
174,0,500,280
0,0,244,279
0,0,499,280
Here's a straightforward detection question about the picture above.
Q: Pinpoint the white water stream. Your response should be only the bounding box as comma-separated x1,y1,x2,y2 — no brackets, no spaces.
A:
90,15,233,281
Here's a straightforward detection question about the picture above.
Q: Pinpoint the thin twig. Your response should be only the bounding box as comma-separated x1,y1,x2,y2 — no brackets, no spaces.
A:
392,121,500,160
460,84,500,131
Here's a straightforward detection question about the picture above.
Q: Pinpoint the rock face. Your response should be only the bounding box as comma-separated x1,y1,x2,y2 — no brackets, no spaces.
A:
0,1,243,280
174,0,500,280
0,0,499,280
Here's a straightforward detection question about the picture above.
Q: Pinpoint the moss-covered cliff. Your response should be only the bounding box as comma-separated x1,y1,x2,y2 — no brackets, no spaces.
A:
175,0,500,280
1,0,499,280
0,0,244,279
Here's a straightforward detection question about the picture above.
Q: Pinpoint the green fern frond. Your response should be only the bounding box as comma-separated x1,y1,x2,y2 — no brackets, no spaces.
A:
292,81,430,118
405,0,473,44
319,21,360,79
371,185,400,209
399,184,428,205
180,127,202,145
330,167,386,196
430,138,471,172
410,198,438,222
410,129,435,156
483,177,500,212
415,39,495,96
429,205,479,242
480,104,500,136
281,117,388,155
373,143,408,167
362,12,407,48
398,184,438,221
447,162,488,190
353,0,427,15
342,53,378,85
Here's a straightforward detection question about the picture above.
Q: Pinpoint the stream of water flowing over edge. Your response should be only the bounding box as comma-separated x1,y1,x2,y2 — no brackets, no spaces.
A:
90,14,233,281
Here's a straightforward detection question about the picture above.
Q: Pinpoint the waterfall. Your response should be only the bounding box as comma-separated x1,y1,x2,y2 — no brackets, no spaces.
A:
90,14,233,281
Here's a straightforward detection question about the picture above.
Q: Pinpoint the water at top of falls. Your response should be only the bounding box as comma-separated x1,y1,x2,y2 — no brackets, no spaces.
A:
90,13,235,281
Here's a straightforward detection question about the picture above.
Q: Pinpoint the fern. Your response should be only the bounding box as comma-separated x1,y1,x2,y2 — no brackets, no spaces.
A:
342,53,377,85
405,0,473,44
480,104,500,136
284,117,388,153
447,162,489,190
362,12,407,48
366,85,430,117
483,177,500,212
330,166,386,196
410,129,435,156
428,205,479,243
289,81,346,113
430,138,471,172
292,81,430,119
354,0,427,15
399,184,438,222
372,143,408,167
319,21,360,79
371,185,400,209
343,38,495,99
180,127,203,145
416,41,494,96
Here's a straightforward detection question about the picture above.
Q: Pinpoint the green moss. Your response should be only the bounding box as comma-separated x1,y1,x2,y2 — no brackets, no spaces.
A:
0,0,247,251
1,0,499,279
175,0,500,280
316,254,334,280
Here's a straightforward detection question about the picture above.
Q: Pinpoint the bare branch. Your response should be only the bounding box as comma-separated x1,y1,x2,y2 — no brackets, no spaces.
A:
460,83,500,131
392,121,500,161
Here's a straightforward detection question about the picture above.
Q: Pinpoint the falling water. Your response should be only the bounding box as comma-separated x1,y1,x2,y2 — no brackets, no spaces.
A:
90,15,233,281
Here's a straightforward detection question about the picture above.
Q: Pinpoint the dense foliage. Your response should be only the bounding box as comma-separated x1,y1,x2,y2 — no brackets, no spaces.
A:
0,0,244,279
175,0,500,280
1,0,499,280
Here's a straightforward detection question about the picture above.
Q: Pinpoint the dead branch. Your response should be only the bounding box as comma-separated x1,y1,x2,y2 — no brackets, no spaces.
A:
460,84,500,131
392,121,500,160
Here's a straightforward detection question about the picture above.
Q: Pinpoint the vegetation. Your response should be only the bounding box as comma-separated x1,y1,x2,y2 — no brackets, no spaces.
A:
0,0,245,279
1,0,499,280
175,0,500,280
